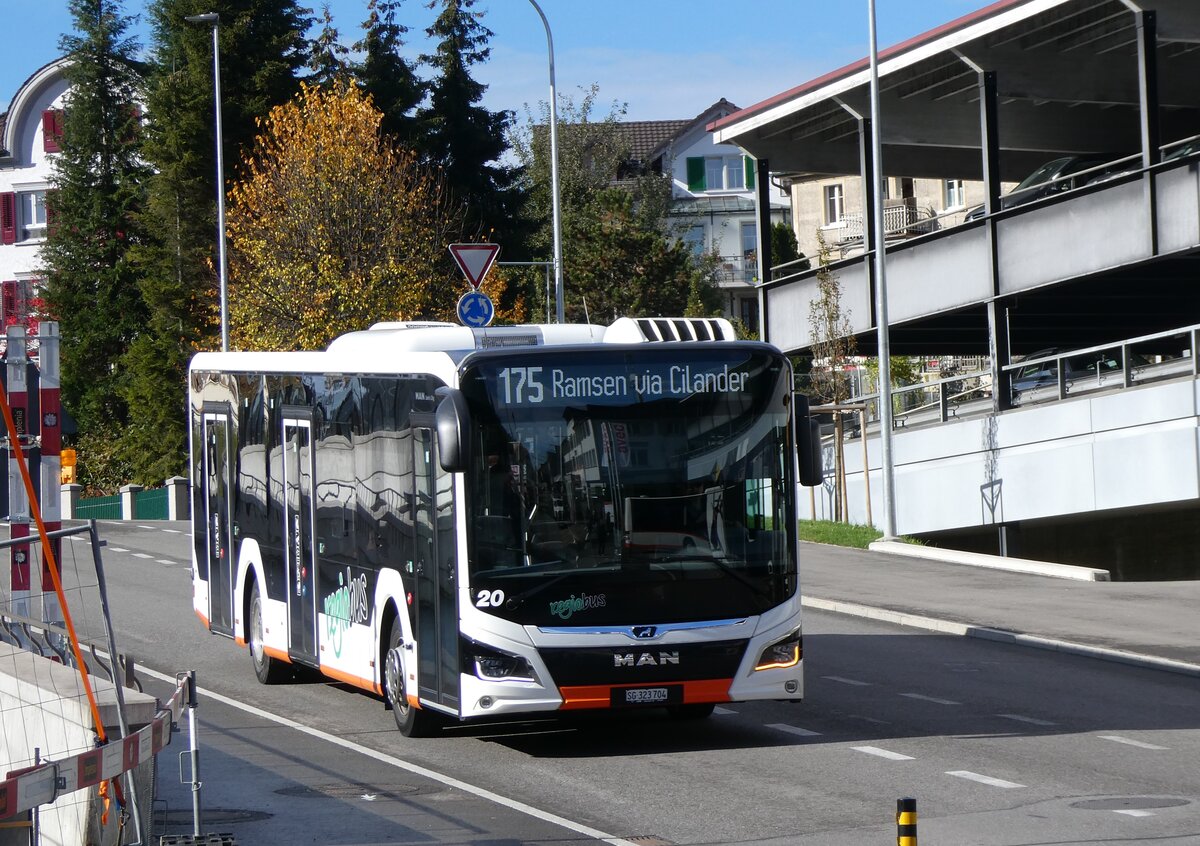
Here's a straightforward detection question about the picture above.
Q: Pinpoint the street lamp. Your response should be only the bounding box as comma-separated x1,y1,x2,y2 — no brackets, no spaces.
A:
185,12,229,351
526,0,564,324
867,0,898,539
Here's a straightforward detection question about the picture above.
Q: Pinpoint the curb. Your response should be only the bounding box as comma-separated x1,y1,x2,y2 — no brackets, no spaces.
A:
868,540,1112,581
802,596,1200,679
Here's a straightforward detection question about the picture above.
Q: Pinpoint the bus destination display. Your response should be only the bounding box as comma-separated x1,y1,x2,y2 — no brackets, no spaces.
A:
490,361,754,406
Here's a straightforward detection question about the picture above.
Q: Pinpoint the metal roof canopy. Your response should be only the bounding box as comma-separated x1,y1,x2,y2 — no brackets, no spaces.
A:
713,0,1200,183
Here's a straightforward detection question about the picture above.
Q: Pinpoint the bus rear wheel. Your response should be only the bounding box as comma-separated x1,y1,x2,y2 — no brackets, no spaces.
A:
384,618,440,737
249,581,288,684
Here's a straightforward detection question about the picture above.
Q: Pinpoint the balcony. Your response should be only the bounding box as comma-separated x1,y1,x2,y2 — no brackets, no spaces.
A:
832,199,940,255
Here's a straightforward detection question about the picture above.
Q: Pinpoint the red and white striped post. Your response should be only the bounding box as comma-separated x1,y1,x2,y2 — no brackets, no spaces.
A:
38,322,62,628
6,325,30,619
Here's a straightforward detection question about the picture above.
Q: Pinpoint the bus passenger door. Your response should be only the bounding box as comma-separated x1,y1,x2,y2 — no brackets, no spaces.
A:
202,406,234,637
413,426,460,713
282,410,319,664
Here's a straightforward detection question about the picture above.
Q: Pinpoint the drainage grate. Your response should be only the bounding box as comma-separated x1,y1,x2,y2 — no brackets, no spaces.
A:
624,837,674,845
159,834,238,846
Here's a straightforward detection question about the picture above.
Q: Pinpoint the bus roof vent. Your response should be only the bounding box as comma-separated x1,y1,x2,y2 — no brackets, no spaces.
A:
604,317,736,344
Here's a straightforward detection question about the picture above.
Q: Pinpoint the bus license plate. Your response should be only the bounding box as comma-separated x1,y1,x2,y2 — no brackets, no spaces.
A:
613,685,683,707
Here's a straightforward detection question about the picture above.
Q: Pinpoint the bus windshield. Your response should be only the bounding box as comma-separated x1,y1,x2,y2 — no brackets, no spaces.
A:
460,346,797,627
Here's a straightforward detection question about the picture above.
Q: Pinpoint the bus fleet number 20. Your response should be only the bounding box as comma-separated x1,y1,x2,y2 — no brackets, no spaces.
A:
498,367,544,404
476,589,506,608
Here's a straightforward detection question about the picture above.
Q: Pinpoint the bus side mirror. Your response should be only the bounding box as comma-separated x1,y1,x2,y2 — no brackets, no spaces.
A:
435,388,470,473
793,393,824,487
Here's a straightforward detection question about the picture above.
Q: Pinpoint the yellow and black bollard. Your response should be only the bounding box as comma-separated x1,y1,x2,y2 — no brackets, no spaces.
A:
897,797,917,845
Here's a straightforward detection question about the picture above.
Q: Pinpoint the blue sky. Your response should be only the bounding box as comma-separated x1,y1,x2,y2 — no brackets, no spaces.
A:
4,1,985,123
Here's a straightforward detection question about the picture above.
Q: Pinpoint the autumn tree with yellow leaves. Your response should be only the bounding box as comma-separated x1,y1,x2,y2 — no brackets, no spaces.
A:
227,80,520,350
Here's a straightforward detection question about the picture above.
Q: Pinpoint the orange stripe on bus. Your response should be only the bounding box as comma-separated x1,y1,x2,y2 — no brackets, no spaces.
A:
558,678,732,710
195,609,208,627
319,664,380,695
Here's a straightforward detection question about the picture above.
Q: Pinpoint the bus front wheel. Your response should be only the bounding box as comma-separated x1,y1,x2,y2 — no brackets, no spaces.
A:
249,581,288,684
384,618,440,737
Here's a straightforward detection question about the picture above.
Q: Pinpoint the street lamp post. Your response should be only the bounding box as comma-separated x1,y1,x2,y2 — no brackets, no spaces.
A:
867,0,898,539
526,0,565,324
185,12,229,351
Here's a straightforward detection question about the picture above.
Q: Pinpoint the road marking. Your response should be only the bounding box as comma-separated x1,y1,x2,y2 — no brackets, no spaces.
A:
900,693,961,705
823,675,872,686
1114,810,1156,817
132,553,153,559
156,559,176,566
997,714,1057,726
161,529,183,534
847,714,890,725
851,746,913,761
946,771,1024,789
109,547,128,553
713,706,737,715
137,525,158,530
1098,735,1168,750
135,665,643,846
767,724,821,737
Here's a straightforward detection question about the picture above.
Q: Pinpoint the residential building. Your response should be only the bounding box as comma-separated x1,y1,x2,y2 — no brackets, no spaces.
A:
616,99,791,332
0,58,68,332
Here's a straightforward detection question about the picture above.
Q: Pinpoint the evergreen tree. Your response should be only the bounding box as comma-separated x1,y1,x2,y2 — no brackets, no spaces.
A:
307,4,351,85
419,0,527,254
353,0,425,151
41,0,149,485
128,0,311,484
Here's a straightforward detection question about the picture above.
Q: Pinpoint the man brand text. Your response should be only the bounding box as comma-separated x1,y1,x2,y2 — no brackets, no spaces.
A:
614,651,680,667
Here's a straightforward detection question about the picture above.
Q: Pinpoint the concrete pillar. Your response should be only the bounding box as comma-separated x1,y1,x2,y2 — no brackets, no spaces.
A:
60,483,82,519
165,476,190,521
120,484,143,521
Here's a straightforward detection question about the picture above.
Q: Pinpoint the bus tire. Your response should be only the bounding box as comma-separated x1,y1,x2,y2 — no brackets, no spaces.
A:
384,617,440,737
667,703,716,720
249,581,288,684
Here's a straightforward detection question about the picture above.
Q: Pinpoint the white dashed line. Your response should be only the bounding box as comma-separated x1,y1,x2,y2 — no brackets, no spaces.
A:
156,559,176,566
946,771,1024,789
161,529,183,534
997,714,1057,726
1114,810,1156,817
713,706,737,716
109,547,128,553
137,525,157,530
768,724,821,737
823,675,872,686
900,693,961,705
132,553,153,559
851,746,913,761
1098,735,1168,750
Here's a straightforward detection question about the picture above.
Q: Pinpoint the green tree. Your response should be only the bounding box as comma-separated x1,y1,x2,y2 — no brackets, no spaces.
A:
353,0,426,150
41,0,149,490
129,0,312,484
420,0,527,253
771,220,809,273
307,4,351,85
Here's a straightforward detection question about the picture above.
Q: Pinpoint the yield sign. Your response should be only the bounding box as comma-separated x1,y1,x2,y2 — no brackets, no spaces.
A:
448,243,500,289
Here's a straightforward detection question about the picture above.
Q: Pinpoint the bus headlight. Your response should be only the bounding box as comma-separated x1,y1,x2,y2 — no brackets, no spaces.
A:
754,629,802,671
465,640,539,683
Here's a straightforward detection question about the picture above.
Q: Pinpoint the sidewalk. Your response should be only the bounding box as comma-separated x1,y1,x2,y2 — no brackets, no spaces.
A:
799,540,1200,676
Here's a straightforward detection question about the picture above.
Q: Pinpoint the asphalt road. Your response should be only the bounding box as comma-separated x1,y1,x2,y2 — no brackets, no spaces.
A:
66,521,1200,845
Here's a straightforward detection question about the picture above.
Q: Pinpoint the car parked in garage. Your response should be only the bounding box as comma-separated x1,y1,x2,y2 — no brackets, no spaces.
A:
965,154,1117,221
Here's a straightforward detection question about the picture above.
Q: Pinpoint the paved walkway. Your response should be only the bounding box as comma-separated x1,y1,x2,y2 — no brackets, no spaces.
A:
800,541,1200,676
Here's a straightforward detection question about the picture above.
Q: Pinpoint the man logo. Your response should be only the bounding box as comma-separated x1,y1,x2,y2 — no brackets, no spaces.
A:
613,651,680,667
632,626,657,639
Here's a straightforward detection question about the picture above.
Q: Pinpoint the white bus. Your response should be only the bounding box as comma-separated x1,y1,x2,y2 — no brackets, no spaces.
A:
188,317,822,736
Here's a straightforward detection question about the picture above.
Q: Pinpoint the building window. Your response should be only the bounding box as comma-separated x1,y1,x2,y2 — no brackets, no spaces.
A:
944,179,965,209
19,191,48,242
42,110,65,153
740,222,757,259
683,224,705,257
824,184,845,225
687,156,753,192
739,297,758,334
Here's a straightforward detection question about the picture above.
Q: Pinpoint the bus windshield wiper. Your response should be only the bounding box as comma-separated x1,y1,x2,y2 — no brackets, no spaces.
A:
659,553,776,604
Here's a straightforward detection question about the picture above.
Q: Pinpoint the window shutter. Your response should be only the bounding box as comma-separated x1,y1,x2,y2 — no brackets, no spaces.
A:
0,193,16,245
686,157,706,192
2,281,17,324
745,157,756,190
42,110,64,153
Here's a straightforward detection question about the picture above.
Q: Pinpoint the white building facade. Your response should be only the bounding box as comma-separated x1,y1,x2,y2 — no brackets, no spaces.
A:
1,58,69,328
